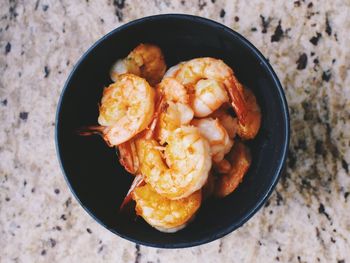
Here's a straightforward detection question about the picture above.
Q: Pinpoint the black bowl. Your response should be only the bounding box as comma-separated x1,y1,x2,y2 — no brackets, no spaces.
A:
56,14,289,248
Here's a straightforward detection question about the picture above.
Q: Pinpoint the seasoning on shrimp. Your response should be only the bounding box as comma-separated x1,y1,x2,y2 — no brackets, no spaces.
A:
132,184,201,233
156,77,194,144
110,43,166,86
136,126,212,200
172,57,247,123
80,74,155,146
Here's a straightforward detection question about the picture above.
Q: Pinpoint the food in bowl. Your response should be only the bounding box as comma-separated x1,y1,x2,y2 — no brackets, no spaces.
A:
79,43,261,232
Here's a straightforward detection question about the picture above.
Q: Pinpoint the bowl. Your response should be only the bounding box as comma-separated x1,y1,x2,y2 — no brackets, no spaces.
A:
55,14,289,248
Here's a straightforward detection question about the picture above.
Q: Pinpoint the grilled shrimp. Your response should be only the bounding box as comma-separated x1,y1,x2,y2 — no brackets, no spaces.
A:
236,88,261,140
136,126,212,200
132,184,201,233
80,74,155,146
172,57,247,122
110,43,166,86
214,141,251,198
156,78,194,143
191,118,233,163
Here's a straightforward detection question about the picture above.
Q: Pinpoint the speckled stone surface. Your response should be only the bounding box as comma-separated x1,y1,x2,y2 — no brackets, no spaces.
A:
0,0,349,262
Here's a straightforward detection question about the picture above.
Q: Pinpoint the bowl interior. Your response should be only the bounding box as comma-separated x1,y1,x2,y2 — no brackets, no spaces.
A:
56,15,289,248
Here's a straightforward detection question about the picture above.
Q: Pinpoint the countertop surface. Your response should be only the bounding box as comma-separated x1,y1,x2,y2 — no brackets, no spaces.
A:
1,0,349,262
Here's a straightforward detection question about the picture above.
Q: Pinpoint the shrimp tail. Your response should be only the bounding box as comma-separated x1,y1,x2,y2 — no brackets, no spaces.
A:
77,125,113,147
117,141,139,174
144,94,166,139
226,77,247,125
119,174,145,211
77,125,105,136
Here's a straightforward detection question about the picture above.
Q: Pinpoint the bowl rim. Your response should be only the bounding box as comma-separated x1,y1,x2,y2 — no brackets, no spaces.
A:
55,13,290,249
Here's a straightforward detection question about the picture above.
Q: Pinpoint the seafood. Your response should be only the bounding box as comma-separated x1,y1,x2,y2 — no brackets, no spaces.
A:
80,45,262,232
172,57,247,122
214,141,251,198
191,79,229,117
156,78,194,143
164,62,185,78
136,126,212,200
95,74,155,146
117,140,139,174
110,43,166,86
210,108,238,139
191,118,233,163
132,184,201,232
236,88,261,140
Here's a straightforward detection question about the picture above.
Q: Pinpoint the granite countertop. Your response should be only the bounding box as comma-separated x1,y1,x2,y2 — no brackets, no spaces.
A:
1,0,349,262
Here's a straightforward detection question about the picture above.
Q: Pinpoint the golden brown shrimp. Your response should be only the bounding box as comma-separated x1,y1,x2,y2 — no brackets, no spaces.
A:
164,62,186,78
214,141,251,198
210,108,238,139
191,118,233,163
136,126,212,200
236,88,261,140
156,78,194,143
191,79,229,117
110,43,166,86
78,73,155,147
172,57,247,122
132,184,201,232
93,74,155,146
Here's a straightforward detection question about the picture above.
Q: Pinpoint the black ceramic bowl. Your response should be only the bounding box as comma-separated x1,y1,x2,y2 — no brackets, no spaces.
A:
56,14,289,248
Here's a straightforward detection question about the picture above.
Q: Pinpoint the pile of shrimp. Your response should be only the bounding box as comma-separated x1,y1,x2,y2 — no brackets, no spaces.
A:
80,43,261,233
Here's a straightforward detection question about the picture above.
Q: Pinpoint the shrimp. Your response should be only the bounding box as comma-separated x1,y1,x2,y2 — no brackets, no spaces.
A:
117,140,139,174
172,57,247,122
210,108,238,139
191,79,229,117
132,184,201,233
110,43,166,86
164,62,186,78
191,118,233,163
236,88,261,140
136,126,212,200
94,74,155,146
116,93,168,175
156,78,194,143
214,141,251,198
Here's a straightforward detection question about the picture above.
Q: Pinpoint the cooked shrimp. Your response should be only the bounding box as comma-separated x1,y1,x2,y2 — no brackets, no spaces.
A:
214,141,251,198
164,62,186,78
79,74,155,146
191,79,229,117
157,77,189,104
132,184,201,232
156,78,194,144
210,108,238,139
191,118,233,163
110,43,166,86
173,57,247,122
117,140,139,174
214,159,231,174
136,126,212,200
236,88,261,140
